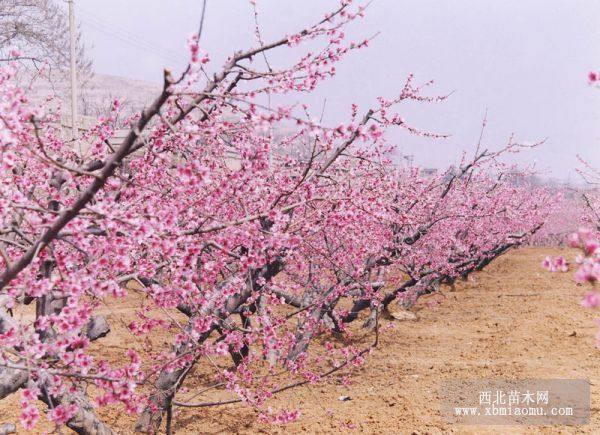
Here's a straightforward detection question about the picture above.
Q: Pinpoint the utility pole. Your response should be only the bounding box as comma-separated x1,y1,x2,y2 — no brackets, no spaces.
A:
68,0,78,143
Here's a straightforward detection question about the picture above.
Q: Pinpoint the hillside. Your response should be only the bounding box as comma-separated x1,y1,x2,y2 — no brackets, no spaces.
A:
19,70,160,120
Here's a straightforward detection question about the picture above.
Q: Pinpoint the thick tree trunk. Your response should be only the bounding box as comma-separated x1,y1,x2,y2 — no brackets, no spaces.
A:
39,389,115,435
0,364,28,400
0,303,28,399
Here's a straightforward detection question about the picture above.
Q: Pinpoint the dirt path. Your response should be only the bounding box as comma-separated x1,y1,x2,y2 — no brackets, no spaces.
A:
2,247,599,434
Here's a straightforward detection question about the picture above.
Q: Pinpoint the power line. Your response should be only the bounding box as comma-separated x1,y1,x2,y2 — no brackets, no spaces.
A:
77,8,187,66
80,17,184,64
82,19,183,66
78,7,185,60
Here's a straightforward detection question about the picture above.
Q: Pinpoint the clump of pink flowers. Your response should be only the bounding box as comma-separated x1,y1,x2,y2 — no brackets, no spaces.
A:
19,389,40,430
541,255,569,272
48,404,78,425
258,408,301,425
566,228,600,345
568,228,600,284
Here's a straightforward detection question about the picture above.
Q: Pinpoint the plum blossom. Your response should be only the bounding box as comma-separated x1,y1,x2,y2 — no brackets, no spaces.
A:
542,255,568,272
554,256,568,272
258,408,301,425
19,405,40,430
48,404,78,425
581,292,599,308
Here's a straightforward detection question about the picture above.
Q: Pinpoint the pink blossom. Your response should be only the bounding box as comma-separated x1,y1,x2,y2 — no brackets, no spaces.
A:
574,262,600,284
553,256,568,272
581,292,599,308
258,408,301,425
48,404,78,425
542,256,553,270
19,406,39,430
584,240,599,256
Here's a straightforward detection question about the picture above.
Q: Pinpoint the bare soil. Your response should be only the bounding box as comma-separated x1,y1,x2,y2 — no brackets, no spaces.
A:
2,247,599,434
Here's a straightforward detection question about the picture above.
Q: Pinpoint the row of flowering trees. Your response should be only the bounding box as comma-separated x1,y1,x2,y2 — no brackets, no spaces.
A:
542,73,600,347
0,2,554,433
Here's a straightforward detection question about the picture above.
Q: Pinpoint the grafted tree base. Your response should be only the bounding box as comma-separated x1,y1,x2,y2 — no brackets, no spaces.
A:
0,363,28,400
135,370,181,433
39,390,115,435
67,394,115,435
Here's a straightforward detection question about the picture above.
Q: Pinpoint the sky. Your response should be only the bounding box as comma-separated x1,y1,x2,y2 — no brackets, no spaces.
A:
76,0,600,182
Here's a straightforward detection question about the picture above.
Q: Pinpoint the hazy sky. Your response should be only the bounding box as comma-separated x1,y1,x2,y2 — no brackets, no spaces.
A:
76,0,600,181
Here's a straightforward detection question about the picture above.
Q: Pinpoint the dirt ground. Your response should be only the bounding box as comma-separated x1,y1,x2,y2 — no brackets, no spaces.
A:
2,246,599,434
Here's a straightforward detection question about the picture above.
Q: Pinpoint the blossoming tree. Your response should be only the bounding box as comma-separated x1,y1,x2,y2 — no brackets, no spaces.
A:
542,71,600,347
0,2,553,433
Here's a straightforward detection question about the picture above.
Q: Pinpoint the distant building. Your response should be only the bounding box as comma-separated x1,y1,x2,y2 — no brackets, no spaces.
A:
420,168,438,178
